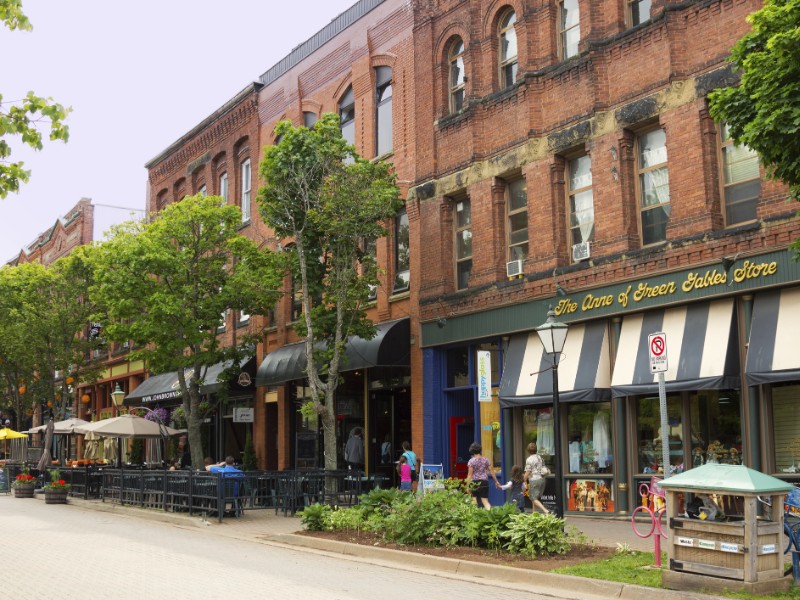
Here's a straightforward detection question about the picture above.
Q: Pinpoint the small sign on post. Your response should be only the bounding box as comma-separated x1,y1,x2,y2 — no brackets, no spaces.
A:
648,332,668,373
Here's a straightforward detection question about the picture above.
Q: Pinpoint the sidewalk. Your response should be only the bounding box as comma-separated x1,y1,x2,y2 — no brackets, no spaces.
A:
62,497,725,600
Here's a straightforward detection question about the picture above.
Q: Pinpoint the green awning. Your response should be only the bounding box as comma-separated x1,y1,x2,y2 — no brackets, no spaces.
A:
658,464,793,494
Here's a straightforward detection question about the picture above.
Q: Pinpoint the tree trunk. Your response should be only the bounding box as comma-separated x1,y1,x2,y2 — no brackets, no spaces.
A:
187,390,204,470
321,403,338,472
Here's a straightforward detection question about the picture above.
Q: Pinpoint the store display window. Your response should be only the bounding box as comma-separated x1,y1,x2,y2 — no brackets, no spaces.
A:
522,407,555,471
773,384,800,474
636,394,682,475
688,390,742,469
566,402,612,474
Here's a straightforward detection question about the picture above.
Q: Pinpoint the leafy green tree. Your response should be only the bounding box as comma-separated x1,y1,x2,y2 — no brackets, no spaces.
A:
90,194,285,468
0,247,102,426
709,0,800,202
257,113,401,471
0,0,71,198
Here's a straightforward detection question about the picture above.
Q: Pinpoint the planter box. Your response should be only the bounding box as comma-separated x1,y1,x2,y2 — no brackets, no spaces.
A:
44,489,68,504
14,485,35,498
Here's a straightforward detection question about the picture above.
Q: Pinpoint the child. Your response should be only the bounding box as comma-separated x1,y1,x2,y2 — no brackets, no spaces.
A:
498,465,526,511
397,455,412,491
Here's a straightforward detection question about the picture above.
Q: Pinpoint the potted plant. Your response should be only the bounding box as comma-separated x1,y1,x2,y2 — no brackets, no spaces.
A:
44,469,70,504
12,467,36,498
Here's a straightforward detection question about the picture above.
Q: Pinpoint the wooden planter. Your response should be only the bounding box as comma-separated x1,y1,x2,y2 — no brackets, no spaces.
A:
44,488,69,504
13,485,35,498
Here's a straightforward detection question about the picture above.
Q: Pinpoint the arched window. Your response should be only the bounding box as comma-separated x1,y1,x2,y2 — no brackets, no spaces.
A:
339,86,355,146
375,66,393,156
449,38,466,114
498,9,518,89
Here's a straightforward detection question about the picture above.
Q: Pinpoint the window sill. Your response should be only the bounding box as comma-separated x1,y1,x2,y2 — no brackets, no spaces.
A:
389,289,410,302
237,219,251,231
373,150,394,162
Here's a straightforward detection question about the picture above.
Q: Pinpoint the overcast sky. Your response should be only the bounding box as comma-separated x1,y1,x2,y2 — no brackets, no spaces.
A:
0,0,356,261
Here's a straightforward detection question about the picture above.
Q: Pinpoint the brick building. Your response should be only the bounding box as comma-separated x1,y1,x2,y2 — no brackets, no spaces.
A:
411,0,800,513
139,0,418,473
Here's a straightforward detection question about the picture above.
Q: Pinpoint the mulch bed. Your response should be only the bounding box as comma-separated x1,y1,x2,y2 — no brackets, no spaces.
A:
299,529,616,571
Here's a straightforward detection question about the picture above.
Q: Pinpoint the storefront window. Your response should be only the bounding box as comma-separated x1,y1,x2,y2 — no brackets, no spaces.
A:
689,390,742,469
636,394,682,474
773,384,800,474
566,402,612,474
445,347,470,388
522,407,555,471
476,343,501,468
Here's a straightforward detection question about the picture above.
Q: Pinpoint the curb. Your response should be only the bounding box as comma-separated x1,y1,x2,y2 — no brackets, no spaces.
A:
63,498,726,600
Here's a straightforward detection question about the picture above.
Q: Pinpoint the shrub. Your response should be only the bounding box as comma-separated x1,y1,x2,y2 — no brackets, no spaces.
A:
299,503,332,531
472,502,519,550
501,512,571,557
327,506,364,531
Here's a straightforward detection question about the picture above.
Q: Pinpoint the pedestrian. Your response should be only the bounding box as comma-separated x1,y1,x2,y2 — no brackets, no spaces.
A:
466,442,500,509
344,427,365,472
397,455,412,491
400,441,420,492
498,465,526,511
524,442,551,515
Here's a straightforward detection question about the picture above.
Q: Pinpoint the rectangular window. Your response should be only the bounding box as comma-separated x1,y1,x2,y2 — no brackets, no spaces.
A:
238,310,250,325
219,172,228,204
720,122,760,225
637,128,670,245
560,0,580,59
567,402,614,513
375,67,393,157
773,385,800,473
291,277,303,322
394,209,410,292
240,159,251,223
198,185,207,196
455,198,472,290
637,394,682,474
568,155,594,249
506,178,528,261
628,0,651,27
363,237,378,301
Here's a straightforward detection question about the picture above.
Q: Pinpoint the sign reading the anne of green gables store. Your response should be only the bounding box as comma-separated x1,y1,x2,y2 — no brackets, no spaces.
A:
553,254,785,320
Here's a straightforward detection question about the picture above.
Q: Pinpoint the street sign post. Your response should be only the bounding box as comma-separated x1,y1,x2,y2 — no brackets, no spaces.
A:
648,332,671,478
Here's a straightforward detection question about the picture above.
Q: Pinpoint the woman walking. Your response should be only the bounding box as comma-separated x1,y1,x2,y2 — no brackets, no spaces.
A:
524,442,550,514
466,442,500,509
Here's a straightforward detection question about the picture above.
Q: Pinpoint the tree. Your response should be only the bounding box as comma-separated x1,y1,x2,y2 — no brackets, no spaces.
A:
0,247,103,427
90,194,285,468
0,0,71,198
257,113,401,471
709,0,800,202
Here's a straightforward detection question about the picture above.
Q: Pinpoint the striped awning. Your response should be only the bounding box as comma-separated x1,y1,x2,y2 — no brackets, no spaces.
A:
499,320,611,408
745,287,800,386
611,299,739,397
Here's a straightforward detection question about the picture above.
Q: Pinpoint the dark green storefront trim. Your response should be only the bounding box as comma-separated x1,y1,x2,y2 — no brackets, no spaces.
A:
421,248,800,348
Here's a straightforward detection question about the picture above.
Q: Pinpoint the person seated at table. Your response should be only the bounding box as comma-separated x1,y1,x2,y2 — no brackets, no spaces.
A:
205,456,242,474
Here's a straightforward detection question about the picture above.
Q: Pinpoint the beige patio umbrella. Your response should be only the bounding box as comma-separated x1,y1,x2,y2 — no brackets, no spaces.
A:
83,431,102,460
75,414,184,438
29,417,89,435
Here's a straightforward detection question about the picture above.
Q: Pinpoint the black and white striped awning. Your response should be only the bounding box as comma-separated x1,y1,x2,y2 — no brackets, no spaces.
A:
745,287,800,386
499,321,611,408
611,299,739,397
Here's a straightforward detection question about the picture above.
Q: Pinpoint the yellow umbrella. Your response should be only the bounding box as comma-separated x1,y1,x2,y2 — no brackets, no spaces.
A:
0,427,28,439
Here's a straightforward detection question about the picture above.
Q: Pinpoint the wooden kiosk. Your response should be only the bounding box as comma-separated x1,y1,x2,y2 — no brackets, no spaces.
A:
659,464,793,595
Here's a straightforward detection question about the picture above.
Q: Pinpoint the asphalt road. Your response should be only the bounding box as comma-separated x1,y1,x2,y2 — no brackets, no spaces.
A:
0,495,555,600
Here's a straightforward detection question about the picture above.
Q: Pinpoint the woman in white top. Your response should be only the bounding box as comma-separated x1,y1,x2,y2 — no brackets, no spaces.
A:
523,442,550,515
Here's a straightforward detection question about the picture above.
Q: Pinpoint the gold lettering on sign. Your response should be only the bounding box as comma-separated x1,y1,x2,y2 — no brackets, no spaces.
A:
554,298,578,316
732,260,778,283
582,293,614,311
633,281,677,302
681,269,728,292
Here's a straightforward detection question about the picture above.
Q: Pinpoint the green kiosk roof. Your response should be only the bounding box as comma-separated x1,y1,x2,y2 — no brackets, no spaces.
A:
658,464,793,494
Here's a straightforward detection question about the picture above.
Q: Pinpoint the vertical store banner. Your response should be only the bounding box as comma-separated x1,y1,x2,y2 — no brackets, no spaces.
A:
477,350,492,402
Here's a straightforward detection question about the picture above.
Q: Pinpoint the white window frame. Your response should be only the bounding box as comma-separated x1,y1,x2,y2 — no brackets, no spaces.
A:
240,159,251,223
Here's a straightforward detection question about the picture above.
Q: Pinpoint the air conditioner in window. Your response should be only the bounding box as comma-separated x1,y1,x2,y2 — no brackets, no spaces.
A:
122,341,130,349
506,259,524,279
572,241,591,262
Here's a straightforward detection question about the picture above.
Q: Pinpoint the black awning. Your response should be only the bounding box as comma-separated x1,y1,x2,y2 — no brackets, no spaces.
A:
610,299,740,397
746,287,800,385
499,320,612,408
124,357,250,405
256,318,410,386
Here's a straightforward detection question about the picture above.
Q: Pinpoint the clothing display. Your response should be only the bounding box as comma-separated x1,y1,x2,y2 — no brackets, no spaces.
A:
569,441,581,473
593,411,611,468
537,410,554,456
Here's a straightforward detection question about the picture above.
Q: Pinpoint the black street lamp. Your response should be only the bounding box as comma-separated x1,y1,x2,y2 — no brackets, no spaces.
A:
535,307,569,519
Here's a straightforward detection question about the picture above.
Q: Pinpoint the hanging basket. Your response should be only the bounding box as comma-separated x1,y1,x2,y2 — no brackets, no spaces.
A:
13,485,35,498
44,488,69,504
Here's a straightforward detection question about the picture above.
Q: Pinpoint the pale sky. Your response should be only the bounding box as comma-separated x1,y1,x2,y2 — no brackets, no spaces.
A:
0,0,356,261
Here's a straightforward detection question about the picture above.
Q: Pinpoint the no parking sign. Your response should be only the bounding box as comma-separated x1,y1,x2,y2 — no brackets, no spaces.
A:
648,332,668,373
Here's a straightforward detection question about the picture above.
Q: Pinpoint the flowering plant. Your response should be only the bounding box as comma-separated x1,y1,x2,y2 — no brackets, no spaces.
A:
12,468,36,487
45,469,70,490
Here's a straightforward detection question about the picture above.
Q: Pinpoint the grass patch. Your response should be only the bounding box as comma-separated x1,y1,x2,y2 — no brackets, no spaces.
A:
553,553,800,600
551,550,664,588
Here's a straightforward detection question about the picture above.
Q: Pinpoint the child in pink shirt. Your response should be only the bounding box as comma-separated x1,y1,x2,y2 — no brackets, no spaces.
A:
398,455,412,491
